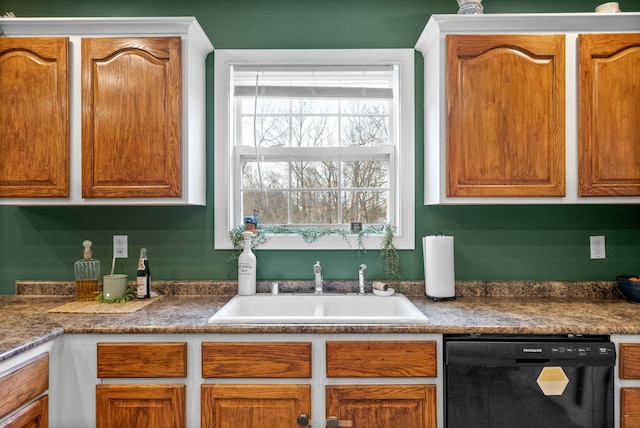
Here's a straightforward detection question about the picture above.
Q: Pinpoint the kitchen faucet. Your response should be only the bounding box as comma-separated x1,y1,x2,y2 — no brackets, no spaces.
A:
314,261,323,293
358,264,367,295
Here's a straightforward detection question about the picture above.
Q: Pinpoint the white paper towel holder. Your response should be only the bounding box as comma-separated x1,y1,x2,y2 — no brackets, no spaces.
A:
423,233,457,302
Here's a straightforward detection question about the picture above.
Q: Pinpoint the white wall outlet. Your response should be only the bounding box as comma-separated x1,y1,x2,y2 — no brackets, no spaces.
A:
590,235,606,259
113,235,128,258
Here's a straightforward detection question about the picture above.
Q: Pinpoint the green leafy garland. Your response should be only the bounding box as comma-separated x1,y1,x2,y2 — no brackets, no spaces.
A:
227,223,402,289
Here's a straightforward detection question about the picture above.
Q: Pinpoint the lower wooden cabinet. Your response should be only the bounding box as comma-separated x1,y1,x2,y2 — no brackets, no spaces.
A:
619,342,640,428
0,353,49,428
326,384,437,428
95,342,187,428
201,342,312,427
201,384,311,428
0,396,48,428
95,384,186,428
621,388,640,428
53,335,440,427
326,340,437,428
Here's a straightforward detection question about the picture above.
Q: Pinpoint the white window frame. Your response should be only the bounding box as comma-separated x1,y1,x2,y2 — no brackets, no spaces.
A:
214,49,415,250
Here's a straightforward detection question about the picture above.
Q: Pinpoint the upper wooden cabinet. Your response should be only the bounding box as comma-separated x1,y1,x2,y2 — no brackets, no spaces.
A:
82,37,182,199
0,17,213,205
446,34,565,198
0,37,69,198
416,13,640,205
578,33,640,197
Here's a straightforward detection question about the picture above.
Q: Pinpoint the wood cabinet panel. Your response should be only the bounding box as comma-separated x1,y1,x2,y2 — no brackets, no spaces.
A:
619,343,640,379
201,384,311,428
96,384,185,428
578,33,640,197
326,384,436,428
82,37,182,198
0,395,48,428
0,37,69,198
446,34,565,197
0,353,48,419
97,342,187,378
326,341,436,378
621,388,640,428
202,342,312,378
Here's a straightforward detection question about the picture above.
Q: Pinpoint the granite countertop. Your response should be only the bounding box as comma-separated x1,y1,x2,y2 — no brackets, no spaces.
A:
1,280,639,363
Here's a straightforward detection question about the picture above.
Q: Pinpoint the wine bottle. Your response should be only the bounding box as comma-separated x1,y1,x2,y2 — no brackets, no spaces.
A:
136,248,151,299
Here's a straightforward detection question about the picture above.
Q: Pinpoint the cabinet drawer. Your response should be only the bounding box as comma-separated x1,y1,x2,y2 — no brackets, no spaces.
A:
619,343,640,379
326,341,437,378
0,353,49,419
97,342,187,378
202,342,312,378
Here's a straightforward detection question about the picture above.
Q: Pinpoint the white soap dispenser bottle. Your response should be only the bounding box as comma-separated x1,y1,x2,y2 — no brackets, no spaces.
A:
238,231,256,295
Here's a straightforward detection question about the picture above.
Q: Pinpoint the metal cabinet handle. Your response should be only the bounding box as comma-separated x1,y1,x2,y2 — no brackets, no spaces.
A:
297,414,310,426
327,416,353,427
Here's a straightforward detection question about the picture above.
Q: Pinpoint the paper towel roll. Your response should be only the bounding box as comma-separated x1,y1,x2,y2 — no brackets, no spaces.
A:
423,235,455,299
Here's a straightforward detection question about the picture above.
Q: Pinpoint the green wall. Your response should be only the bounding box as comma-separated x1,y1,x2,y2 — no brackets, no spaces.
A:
1,0,639,294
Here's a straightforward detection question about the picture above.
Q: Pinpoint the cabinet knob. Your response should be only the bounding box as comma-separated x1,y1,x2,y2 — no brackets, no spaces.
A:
297,414,310,426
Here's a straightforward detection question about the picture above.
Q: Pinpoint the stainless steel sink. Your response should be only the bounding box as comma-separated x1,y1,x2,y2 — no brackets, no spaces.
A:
208,293,429,324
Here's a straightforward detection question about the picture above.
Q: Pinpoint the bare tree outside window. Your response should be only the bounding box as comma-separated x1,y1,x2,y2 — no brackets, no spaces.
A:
236,67,394,228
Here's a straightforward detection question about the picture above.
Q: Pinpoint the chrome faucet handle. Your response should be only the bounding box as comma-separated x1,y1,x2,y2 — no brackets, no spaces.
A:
314,261,323,293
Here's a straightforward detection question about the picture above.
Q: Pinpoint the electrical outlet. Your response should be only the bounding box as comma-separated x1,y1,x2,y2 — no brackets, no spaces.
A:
113,235,128,258
590,235,605,259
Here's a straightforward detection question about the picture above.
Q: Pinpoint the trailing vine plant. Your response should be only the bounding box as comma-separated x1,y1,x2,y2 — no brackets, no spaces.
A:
227,223,402,289
380,223,402,291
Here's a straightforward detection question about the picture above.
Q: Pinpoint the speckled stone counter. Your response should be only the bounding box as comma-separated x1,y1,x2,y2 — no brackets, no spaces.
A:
1,280,639,362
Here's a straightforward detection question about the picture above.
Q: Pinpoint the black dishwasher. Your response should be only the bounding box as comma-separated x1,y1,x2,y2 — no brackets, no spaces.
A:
444,334,615,428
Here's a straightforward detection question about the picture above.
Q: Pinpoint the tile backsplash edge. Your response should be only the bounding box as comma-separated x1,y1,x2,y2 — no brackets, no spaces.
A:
15,279,620,299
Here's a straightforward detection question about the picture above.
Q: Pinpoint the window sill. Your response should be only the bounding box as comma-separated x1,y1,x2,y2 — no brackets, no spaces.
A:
216,232,414,251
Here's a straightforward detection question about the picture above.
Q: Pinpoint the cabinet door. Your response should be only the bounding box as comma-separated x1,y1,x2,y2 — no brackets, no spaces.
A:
95,384,185,428
201,384,311,428
446,35,565,197
621,388,640,428
0,395,48,428
0,37,69,198
326,384,436,428
578,33,640,197
82,37,181,198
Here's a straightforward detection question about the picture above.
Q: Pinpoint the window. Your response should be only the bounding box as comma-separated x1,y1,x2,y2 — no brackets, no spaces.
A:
214,50,414,250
